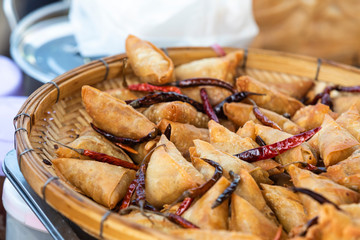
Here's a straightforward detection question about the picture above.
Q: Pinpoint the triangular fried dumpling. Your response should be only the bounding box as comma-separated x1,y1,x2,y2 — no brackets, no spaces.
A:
53,158,135,209
158,119,209,159
291,103,338,131
288,165,360,219
333,95,360,114
192,139,271,184
82,85,156,139
237,120,256,140
182,177,230,230
224,102,304,134
234,169,278,224
261,184,307,233
254,124,316,165
230,194,285,240
146,135,205,208
322,150,360,191
55,127,132,162
236,76,304,116
208,120,258,155
170,229,262,240
317,114,359,166
335,104,360,142
300,204,360,240
142,101,209,128
125,35,174,84
129,138,159,165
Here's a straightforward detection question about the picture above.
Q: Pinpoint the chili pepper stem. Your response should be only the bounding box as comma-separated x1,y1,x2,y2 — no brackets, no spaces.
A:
47,137,84,155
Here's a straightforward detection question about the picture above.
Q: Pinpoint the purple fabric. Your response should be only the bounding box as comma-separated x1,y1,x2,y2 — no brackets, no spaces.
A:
0,97,28,175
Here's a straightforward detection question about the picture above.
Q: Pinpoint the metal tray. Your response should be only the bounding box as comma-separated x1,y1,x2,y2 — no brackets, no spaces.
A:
2,150,96,240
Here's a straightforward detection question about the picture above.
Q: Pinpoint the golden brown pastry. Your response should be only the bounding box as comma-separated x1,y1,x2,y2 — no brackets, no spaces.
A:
55,127,132,162
142,101,209,128
292,103,339,131
335,104,360,142
254,124,317,165
191,139,271,184
315,114,359,166
125,35,174,84
261,184,307,233
146,135,205,208
236,76,304,116
288,165,360,219
157,119,209,159
224,102,304,134
53,158,135,209
129,138,159,164
322,150,360,191
333,95,360,114
82,85,156,139
208,120,258,155
182,177,230,230
230,194,285,240
170,229,262,240
237,120,257,140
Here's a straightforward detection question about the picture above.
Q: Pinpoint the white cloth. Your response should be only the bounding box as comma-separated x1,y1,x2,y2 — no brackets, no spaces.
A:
69,0,258,57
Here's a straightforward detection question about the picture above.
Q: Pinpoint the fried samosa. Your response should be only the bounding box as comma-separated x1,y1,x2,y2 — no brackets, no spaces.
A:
182,177,230,230
191,139,271,184
322,150,360,191
158,119,209,159
261,184,307,233
230,194,285,240
208,120,258,155
142,101,209,128
55,127,132,162
224,102,304,134
53,158,135,209
333,95,360,114
316,114,359,166
236,120,256,140
336,104,360,142
292,103,338,131
236,76,304,116
82,85,156,139
125,35,174,84
254,124,317,165
146,135,205,208
288,165,360,219
170,229,262,240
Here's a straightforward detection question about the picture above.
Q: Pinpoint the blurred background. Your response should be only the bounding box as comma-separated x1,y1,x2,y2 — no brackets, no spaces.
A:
1,0,360,239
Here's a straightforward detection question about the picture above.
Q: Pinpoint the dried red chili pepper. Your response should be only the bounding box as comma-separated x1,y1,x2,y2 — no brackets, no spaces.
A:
119,179,138,210
168,78,235,94
134,144,166,214
52,141,139,170
164,124,172,140
128,92,205,113
213,91,265,117
212,170,240,209
255,135,267,147
299,216,318,237
281,161,327,174
234,127,321,162
336,85,360,92
168,158,223,212
211,44,226,57
291,187,341,210
128,83,182,94
309,86,336,106
273,225,283,240
175,197,193,216
200,88,219,123
91,123,159,146
249,99,282,130
165,212,199,229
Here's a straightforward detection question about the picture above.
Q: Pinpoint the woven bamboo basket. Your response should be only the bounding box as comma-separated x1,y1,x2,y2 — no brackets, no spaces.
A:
13,47,360,239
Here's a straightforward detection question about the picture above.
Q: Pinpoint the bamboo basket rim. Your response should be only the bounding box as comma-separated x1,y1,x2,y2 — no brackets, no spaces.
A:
14,47,360,239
